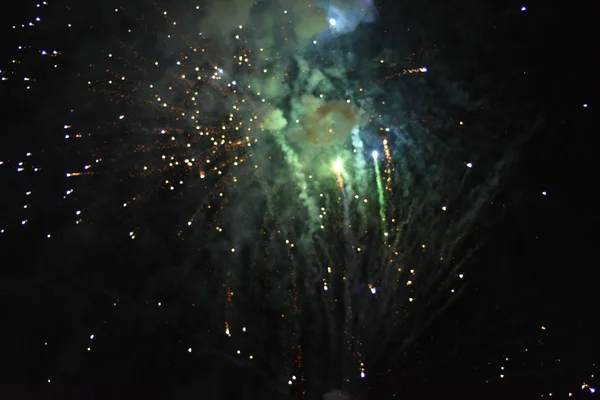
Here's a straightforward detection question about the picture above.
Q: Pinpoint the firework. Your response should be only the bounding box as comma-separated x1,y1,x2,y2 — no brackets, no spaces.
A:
1,0,528,398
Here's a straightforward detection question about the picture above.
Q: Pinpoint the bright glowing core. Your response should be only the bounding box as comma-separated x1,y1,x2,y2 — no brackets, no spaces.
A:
332,158,343,173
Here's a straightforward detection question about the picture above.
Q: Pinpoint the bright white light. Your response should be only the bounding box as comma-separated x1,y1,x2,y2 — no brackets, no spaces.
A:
360,372,366,378
372,150,379,158
188,347,192,353
542,191,547,196
420,67,428,72
333,158,343,173
329,18,336,26
370,287,376,294
521,6,527,11
466,162,473,168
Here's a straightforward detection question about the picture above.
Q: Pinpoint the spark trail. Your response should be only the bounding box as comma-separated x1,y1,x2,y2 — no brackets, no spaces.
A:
372,150,387,240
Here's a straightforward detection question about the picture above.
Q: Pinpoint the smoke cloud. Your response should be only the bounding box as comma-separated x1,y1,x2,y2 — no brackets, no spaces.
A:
326,0,378,34
196,0,376,39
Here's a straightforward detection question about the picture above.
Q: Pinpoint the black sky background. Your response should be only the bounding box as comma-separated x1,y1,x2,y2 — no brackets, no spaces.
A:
1,0,599,398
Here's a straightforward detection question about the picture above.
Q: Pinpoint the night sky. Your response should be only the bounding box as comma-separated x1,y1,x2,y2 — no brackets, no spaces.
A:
1,0,598,399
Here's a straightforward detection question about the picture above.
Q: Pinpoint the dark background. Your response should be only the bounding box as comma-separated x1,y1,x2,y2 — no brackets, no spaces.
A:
1,0,598,398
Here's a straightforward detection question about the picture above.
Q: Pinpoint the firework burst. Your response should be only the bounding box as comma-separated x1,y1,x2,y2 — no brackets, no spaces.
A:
1,0,532,398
